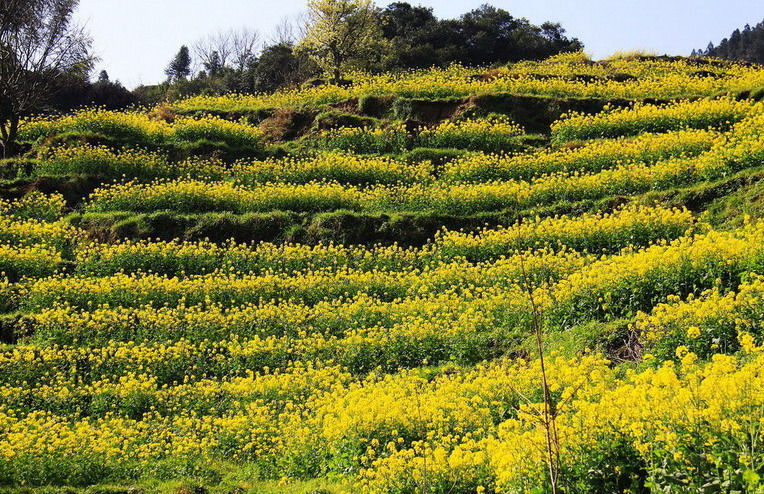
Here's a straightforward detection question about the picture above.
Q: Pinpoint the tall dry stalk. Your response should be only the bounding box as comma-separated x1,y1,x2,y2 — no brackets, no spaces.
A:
517,251,563,494
413,380,429,494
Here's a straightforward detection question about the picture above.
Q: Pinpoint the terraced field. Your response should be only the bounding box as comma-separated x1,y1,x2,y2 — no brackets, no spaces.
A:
2,54,764,493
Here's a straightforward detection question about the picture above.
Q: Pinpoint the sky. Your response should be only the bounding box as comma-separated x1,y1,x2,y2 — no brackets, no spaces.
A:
75,0,764,89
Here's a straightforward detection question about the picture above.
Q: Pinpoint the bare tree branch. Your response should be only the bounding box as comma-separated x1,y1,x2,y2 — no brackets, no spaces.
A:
231,27,260,71
193,29,233,73
270,16,298,45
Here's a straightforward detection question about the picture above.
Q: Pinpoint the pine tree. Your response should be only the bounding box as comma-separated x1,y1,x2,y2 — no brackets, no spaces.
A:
204,51,223,77
165,45,192,82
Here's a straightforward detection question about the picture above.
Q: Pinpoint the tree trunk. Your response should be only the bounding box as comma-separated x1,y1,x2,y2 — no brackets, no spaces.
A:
9,115,18,146
0,120,8,160
330,45,343,83
0,115,20,158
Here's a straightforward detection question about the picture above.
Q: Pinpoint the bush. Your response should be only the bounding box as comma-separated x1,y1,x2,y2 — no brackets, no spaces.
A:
358,95,393,117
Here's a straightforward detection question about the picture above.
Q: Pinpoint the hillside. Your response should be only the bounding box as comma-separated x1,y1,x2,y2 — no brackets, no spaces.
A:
1,53,764,493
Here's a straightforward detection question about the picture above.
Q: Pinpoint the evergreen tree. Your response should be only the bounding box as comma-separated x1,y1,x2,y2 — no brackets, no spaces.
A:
165,45,191,82
204,50,223,77
253,43,303,92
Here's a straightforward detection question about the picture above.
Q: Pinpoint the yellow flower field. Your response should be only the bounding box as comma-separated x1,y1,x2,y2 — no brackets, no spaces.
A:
3,53,764,493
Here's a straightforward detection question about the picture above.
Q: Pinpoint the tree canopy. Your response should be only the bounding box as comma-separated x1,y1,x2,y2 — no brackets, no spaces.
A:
379,2,582,70
297,0,384,82
0,0,93,155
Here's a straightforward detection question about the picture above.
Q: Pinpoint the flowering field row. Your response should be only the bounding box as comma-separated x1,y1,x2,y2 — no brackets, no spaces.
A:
551,97,756,142
68,107,762,217
637,273,764,359
443,128,716,182
311,118,526,155
8,215,764,360
34,125,718,187
72,159,727,216
12,250,584,314
172,57,764,113
20,110,264,150
71,205,696,275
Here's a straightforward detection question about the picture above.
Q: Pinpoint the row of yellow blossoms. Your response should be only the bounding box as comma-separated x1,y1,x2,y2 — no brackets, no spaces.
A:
20,288,529,353
36,145,230,181
19,109,264,149
80,109,764,216
637,272,764,359
21,107,525,158
0,349,763,492
443,128,716,183
12,215,764,359
71,205,698,276
4,209,764,367
26,97,748,188
28,97,740,185
75,158,724,215
545,219,764,329
35,126,718,186
0,214,75,253
0,192,66,223
359,349,764,493
0,204,694,286
37,145,433,184
170,57,764,113
2,202,763,354
551,97,757,142
311,117,526,155
19,219,764,342
11,248,587,314
0,244,63,282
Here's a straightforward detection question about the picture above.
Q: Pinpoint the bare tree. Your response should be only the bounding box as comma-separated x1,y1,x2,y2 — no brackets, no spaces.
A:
194,28,260,75
271,16,296,45
193,30,233,75
231,27,260,71
269,14,309,46
0,0,93,156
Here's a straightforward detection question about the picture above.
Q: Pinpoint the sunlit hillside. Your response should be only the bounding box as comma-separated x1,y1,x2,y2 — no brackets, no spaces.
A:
2,53,764,493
